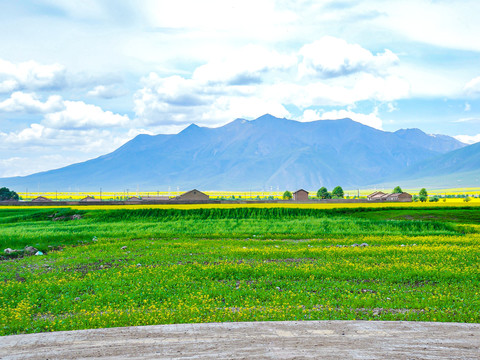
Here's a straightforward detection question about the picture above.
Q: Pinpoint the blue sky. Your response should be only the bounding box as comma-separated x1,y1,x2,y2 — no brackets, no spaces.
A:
1,0,480,177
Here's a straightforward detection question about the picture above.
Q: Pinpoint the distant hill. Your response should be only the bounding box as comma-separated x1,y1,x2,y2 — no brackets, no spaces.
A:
380,141,480,189
0,114,466,191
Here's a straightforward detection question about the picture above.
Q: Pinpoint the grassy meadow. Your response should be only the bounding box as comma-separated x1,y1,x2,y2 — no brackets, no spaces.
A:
1,205,479,335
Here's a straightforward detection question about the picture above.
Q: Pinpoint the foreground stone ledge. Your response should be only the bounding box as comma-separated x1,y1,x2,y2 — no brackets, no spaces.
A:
1,320,479,359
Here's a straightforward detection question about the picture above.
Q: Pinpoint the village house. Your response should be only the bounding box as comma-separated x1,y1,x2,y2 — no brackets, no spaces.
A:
367,191,386,201
293,189,309,201
80,196,97,202
31,196,52,202
367,191,412,202
176,189,209,201
383,192,413,202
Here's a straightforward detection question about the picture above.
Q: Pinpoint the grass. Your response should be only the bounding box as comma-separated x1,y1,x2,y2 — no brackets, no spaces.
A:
1,206,479,335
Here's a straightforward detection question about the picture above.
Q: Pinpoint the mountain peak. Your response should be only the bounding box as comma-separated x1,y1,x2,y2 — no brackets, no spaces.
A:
179,123,201,133
255,114,283,122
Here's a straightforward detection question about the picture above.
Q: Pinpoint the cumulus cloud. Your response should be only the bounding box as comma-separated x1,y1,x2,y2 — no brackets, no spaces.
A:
298,36,399,79
43,101,130,129
133,39,408,128
0,92,64,113
134,71,290,128
0,59,66,93
87,85,128,99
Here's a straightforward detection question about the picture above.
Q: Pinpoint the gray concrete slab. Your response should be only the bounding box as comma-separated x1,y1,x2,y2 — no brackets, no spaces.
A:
1,321,479,359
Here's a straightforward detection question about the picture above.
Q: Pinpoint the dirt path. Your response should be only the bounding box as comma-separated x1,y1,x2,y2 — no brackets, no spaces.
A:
1,320,479,359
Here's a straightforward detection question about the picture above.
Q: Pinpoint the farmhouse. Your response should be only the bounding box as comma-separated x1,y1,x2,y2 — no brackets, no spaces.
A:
367,191,386,200
383,192,413,202
80,196,96,202
367,191,412,202
293,189,309,201
176,189,209,201
31,196,52,202
126,196,141,202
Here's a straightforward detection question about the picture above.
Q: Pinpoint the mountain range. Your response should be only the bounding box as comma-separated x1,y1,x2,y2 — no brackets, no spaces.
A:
0,114,474,191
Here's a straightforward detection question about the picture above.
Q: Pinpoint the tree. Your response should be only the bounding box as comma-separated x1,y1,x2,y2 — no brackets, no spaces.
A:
282,190,292,200
316,187,331,199
0,187,19,201
332,186,344,199
419,188,428,202
393,186,403,193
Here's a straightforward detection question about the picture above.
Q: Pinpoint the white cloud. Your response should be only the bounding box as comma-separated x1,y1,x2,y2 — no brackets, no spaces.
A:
298,36,398,79
133,38,409,129
0,92,64,113
464,103,471,112
454,117,480,123
87,85,128,99
270,73,409,108
141,0,297,40
318,107,383,130
374,0,480,52
454,134,480,145
134,72,290,128
0,123,135,153
0,154,86,178
0,59,66,93
192,45,295,85
202,97,290,123
465,76,480,95
297,109,323,122
387,102,397,112
43,101,130,129
0,124,139,177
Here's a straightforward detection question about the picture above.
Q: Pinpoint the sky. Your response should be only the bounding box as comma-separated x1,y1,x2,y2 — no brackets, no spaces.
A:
1,0,480,177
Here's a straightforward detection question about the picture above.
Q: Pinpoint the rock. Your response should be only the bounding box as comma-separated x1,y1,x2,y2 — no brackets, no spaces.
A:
35,251,44,256
74,297,81,302
360,243,369,247
137,263,142,267
71,214,82,220
4,248,15,254
121,246,127,250
351,244,359,247
24,246,38,254
92,236,98,242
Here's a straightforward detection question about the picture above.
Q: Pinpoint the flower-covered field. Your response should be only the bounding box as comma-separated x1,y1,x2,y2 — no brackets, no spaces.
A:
1,206,479,335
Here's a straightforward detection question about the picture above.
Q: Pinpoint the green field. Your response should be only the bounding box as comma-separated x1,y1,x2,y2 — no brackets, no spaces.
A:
1,206,479,335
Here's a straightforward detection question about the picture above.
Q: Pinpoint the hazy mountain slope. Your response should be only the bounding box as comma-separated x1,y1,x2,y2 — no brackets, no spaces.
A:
0,114,467,191
380,141,480,188
393,128,464,153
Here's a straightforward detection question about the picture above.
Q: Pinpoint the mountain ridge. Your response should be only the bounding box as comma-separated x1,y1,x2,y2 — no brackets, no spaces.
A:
0,114,467,191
